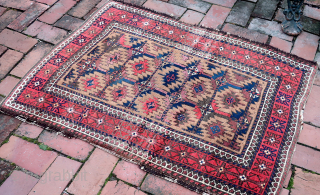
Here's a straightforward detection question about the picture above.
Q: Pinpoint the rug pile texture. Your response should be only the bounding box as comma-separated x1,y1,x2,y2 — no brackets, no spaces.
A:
0,1,317,194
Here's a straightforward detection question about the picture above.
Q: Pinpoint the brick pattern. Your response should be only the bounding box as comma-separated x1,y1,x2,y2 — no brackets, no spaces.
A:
0,0,319,194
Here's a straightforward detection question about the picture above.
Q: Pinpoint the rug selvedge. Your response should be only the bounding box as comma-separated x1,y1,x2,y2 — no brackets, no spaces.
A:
0,1,317,195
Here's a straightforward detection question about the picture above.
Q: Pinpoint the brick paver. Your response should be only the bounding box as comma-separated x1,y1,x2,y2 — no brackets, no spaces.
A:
0,160,16,183
0,45,7,55
54,15,84,31
0,7,6,16
179,10,204,25
123,0,147,6
113,160,146,186
291,31,319,61
15,123,43,139
68,0,101,18
269,37,292,53
304,5,320,21
292,144,320,173
8,2,49,32
83,8,98,20
200,4,230,29
38,130,94,160
280,189,290,195
0,9,22,31
169,0,211,13
101,180,146,195
29,156,81,195
299,124,320,149
0,29,37,53
0,114,20,144
202,0,236,8
0,49,23,80
67,148,119,195
24,21,67,44
0,136,57,175
38,0,76,24
222,23,268,43
283,169,292,188
35,0,57,5
143,0,186,18
11,42,53,78
304,85,320,126
252,0,278,20
0,0,34,10
0,170,38,195
0,76,20,96
291,167,320,195
225,1,255,27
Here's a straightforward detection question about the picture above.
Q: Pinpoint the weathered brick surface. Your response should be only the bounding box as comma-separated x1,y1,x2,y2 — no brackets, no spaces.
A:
143,0,186,19
291,31,319,61
283,169,292,188
0,136,57,175
314,70,320,86
0,170,38,195
0,114,20,144
200,4,230,29
0,7,6,16
8,2,49,32
83,8,97,20
141,174,198,195
292,144,320,173
304,5,320,21
248,18,293,41
225,1,255,27
67,149,119,195
0,29,37,53
38,0,76,24
38,130,94,160
0,49,24,80
280,189,290,195
15,123,43,139
0,9,22,31
11,42,53,78
304,85,320,126
223,23,269,43
269,37,292,53
96,0,109,8
24,21,67,44
54,15,84,31
68,0,101,18
299,124,320,149
169,0,211,13
101,180,146,195
179,10,204,25
252,0,278,20
0,45,7,56
0,0,34,10
122,0,147,6
35,0,57,5
291,167,320,195
0,76,20,96
113,160,146,186
202,0,237,8
29,156,81,195
0,160,16,183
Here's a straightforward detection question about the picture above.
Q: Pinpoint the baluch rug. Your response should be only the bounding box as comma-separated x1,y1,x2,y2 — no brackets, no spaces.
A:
0,1,317,194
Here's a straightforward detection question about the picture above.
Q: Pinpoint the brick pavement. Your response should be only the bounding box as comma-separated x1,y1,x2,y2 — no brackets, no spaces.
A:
0,0,319,194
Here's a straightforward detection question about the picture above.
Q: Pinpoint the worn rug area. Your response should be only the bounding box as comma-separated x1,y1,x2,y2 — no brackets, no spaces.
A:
0,1,317,194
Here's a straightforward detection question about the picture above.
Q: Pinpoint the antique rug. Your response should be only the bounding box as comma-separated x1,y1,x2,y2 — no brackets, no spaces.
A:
0,1,317,194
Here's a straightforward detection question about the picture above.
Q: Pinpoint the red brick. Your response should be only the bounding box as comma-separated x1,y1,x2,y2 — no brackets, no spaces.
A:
291,167,320,195
29,156,81,195
0,160,16,183
101,180,146,195
96,0,109,8
291,31,319,61
0,0,34,11
0,136,57,175
35,0,58,5
113,160,146,186
0,29,37,53
304,85,320,126
283,169,292,188
274,8,285,22
299,124,320,149
68,0,101,18
54,15,84,31
38,130,94,160
169,0,211,13
15,123,43,139
67,149,119,195
0,170,38,195
0,45,7,55
314,70,320,86
0,114,21,144
222,23,269,43
202,0,237,8
270,37,292,53
0,9,22,31
83,7,97,20
0,76,20,96
8,3,49,32
11,42,53,78
280,188,289,195
200,4,230,29
24,21,67,44
38,0,76,24
304,5,320,21
144,0,186,18
141,174,198,195
179,10,204,25
122,0,147,6
0,49,23,79
292,144,320,173
0,7,6,16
